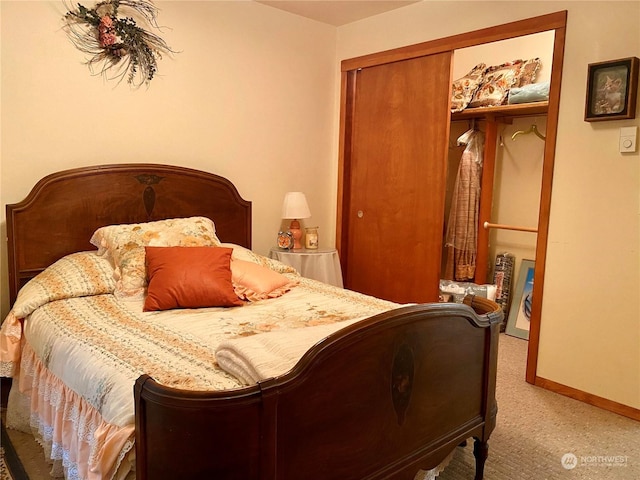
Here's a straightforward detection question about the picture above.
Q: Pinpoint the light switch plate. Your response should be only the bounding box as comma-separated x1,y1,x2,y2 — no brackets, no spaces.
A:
619,126,638,153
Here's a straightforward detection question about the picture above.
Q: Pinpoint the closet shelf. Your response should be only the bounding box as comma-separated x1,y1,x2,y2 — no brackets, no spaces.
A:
451,101,548,121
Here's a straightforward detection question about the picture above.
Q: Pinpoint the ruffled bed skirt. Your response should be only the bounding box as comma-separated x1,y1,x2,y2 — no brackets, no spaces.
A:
5,343,135,480
6,343,454,480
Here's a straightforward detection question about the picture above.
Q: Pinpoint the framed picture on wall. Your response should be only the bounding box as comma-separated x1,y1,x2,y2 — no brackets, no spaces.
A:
584,57,639,122
505,259,534,340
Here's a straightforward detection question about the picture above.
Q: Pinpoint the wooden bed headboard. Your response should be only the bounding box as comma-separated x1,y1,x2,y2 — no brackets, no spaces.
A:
6,164,252,305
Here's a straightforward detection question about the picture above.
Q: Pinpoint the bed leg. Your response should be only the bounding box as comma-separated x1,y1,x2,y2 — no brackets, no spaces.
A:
473,438,488,480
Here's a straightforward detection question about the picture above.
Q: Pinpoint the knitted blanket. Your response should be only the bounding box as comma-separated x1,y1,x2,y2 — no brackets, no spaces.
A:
215,318,362,385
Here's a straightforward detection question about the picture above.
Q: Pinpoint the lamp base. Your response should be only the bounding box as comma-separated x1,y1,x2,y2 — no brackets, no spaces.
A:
289,219,303,249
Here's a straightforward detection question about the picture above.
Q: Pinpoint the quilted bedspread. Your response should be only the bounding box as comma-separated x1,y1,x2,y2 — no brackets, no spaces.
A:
0,251,397,480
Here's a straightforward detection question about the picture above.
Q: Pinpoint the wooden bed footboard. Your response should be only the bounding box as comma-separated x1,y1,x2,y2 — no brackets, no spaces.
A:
134,297,502,480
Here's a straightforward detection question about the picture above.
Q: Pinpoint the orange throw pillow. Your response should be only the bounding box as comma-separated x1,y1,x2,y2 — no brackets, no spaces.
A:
144,246,243,311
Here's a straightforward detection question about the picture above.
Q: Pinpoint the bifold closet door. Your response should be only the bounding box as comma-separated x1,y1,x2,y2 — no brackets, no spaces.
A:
343,52,452,304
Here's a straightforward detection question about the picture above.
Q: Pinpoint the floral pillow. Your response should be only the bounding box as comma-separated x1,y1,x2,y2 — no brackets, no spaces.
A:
469,58,542,108
514,57,542,88
90,217,221,299
451,63,487,113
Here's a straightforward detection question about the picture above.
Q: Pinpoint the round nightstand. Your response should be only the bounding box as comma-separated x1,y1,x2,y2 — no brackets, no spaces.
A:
269,248,343,288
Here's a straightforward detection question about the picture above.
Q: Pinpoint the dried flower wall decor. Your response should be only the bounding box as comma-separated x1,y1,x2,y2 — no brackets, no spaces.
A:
63,0,176,88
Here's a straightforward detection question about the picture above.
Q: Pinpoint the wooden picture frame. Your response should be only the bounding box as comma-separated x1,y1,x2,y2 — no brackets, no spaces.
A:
505,259,534,340
584,57,639,122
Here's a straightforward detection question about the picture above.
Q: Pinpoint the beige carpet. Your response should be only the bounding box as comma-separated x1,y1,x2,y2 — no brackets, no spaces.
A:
2,334,639,479
438,334,640,480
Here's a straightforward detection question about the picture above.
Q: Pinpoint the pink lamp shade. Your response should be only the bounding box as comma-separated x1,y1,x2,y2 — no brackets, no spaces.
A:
281,192,311,249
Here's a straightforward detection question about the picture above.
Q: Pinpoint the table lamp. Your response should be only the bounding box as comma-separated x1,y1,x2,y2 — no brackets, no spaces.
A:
281,192,311,249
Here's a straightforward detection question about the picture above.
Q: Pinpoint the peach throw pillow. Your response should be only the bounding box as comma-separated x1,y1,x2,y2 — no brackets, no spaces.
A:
231,259,298,301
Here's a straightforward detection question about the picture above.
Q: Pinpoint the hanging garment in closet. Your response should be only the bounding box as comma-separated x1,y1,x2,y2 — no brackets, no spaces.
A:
444,129,485,281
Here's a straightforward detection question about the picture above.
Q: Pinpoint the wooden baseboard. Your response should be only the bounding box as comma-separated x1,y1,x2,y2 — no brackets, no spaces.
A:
535,376,640,421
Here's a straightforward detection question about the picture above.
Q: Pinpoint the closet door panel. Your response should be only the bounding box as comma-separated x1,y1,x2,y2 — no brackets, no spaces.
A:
345,52,452,303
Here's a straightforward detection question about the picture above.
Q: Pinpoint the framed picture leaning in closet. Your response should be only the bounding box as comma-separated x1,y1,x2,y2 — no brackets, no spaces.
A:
506,259,535,340
584,56,639,122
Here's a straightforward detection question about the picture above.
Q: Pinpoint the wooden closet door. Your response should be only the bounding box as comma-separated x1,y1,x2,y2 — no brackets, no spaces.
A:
344,53,452,303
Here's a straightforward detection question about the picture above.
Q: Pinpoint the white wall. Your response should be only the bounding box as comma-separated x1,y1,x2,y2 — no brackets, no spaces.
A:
0,1,338,316
336,1,640,411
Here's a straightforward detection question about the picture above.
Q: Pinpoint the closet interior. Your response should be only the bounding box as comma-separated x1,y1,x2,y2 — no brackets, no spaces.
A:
444,31,555,337
336,11,567,385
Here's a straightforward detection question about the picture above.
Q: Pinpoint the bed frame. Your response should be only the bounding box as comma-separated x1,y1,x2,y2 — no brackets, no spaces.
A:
5,164,502,480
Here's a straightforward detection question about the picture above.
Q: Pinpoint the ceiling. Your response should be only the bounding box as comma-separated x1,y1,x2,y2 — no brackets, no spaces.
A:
256,1,421,26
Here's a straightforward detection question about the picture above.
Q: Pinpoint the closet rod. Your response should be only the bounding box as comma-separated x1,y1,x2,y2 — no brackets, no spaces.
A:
483,221,538,233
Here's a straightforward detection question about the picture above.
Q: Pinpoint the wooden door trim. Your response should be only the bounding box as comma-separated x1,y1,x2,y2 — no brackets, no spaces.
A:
525,22,567,383
336,70,357,277
337,11,568,386
341,11,567,72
